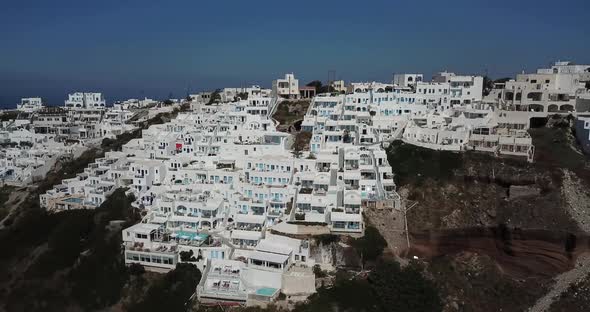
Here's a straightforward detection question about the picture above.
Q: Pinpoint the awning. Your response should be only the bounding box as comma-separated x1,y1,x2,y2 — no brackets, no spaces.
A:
249,251,290,264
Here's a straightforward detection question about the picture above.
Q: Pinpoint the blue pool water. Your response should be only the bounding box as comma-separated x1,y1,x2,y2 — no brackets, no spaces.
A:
64,197,83,203
255,287,277,297
175,231,208,241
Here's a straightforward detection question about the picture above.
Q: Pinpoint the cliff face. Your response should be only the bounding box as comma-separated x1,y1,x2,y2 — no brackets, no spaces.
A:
403,155,576,232
384,123,590,312
389,125,590,234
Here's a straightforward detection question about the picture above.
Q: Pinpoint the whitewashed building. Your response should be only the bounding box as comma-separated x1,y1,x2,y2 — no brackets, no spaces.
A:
65,92,106,109
17,98,44,112
272,73,299,99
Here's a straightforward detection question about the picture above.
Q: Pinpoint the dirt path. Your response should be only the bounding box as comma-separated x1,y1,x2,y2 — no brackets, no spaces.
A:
528,254,590,312
364,208,407,257
526,169,590,311
0,187,30,229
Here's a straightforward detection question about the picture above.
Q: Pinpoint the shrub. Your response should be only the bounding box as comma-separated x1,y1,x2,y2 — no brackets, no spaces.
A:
292,131,312,158
314,234,339,245
368,260,442,312
313,265,327,278
386,141,462,186
128,263,146,275
295,213,305,221
180,250,197,262
128,263,201,312
351,225,387,265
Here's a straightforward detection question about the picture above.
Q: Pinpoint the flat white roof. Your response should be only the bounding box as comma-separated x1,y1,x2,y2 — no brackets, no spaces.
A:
264,233,302,251
313,174,330,184
128,223,161,235
343,171,361,179
249,251,290,264
231,230,262,241
151,216,168,224
256,239,293,255
235,214,265,224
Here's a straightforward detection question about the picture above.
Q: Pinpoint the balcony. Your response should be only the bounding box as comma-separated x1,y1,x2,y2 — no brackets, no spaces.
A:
345,164,359,170
313,186,328,196
267,210,282,217
299,188,313,194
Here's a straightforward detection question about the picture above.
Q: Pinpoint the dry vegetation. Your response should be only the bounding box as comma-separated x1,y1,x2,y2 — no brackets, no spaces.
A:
273,100,310,132
381,116,590,311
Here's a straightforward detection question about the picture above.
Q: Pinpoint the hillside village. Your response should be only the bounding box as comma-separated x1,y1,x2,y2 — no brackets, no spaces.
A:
1,61,590,311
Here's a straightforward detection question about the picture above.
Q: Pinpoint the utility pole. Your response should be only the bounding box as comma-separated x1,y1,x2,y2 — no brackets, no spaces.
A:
402,200,418,250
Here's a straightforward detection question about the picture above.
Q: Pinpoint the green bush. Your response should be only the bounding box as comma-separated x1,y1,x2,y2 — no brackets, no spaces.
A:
69,188,137,309
386,140,462,186
128,263,202,312
295,213,305,221
294,274,380,312
25,210,95,278
128,263,146,276
368,260,442,312
312,265,327,278
351,225,387,265
314,234,339,246
180,250,197,262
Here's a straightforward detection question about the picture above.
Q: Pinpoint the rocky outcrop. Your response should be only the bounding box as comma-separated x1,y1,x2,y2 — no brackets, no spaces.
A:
404,151,582,233
561,170,590,233
509,185,541,199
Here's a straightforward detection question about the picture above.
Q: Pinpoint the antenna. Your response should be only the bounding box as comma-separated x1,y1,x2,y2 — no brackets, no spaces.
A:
328,70,336,91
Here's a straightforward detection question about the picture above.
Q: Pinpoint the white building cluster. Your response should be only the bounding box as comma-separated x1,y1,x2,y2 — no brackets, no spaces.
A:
0,92,150,185
486,61,590,113
27,63,590,306
17,98,44,113
300,70,537,162
35,80,403,306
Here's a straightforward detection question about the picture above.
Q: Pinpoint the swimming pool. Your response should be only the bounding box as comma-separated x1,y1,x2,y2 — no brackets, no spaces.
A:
64,197,84,204
174,231,208,241
255,287,278,297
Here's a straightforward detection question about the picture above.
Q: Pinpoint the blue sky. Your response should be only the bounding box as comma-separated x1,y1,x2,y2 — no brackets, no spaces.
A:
1,0,589,106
